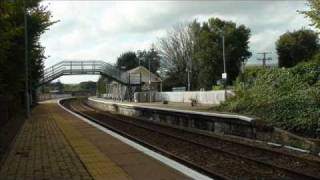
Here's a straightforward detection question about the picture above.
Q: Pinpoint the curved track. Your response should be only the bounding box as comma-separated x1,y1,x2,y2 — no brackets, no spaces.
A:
61,98,320,180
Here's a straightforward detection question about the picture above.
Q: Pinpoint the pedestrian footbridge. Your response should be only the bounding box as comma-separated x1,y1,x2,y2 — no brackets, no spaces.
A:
40,60,141,86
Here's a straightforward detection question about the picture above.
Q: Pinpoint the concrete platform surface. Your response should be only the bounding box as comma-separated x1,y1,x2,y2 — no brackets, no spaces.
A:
90,97,253,122
97,98,214,112
0,101,189,180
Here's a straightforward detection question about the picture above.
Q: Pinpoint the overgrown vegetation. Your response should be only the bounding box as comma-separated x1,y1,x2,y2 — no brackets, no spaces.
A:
218,56,320,137
217,0,320,138
0,0,54,161
276,29,319,68
0,0,55,111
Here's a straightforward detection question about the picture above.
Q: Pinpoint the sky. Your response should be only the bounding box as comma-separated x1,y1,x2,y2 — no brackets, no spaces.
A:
39,0,312,84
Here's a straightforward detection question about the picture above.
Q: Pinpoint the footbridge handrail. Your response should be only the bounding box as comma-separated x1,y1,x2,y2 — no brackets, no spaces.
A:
40,60,141,86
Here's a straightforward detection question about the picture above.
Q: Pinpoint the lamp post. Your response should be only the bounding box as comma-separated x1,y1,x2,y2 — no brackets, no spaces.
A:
24,0,30,117
187,68,191,91
241,59,247,90
187,41,193,91
120,66,126,101
149,56,152,103
186,54,192,91
137,50,141,66
218,29,227,100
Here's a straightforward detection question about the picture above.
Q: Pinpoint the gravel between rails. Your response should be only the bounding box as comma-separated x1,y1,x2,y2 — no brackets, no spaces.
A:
62,98,320,179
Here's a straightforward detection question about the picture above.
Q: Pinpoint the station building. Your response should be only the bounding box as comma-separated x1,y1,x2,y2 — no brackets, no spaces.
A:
103,66,162,101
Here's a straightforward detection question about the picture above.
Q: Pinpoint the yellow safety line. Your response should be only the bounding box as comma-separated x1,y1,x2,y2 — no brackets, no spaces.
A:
52,108,130,180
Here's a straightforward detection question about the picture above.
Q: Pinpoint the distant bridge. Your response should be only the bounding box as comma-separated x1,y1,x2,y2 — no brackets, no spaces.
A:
40,60,141,86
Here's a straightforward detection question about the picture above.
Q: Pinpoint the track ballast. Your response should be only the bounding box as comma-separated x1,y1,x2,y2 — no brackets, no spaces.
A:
61,98,320,180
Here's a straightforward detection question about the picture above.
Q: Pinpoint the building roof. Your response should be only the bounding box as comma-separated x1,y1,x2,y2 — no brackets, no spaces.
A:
126,66,162,83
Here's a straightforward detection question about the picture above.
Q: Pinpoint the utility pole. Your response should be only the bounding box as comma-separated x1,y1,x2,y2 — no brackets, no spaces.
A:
24,0,30,117
257,52,272,67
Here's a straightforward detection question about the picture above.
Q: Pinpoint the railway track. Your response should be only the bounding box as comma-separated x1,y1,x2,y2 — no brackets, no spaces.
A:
61,98,320,179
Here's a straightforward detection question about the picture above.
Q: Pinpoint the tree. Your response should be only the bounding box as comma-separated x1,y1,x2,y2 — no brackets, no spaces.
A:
194,18,251,89
96,76,107,96
157,23,194,90
79,81,96,93
276,29,319,68
116,51,139,71
42,81,64,93
116,48,160,74
52,80,64,92
158,18,251,90
300,0,320,30
137,47,160,74
0,0,55,110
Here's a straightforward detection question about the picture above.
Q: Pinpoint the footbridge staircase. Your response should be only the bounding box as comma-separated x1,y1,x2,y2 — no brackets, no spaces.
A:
40,60,142,86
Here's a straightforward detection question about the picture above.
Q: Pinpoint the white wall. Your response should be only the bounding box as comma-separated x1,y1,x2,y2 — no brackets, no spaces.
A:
134,90,234,105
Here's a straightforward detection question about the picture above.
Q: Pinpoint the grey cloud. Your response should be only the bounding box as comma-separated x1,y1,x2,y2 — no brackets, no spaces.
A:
40,0,311,83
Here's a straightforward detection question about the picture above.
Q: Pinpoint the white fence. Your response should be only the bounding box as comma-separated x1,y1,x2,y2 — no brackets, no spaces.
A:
134,90,234,105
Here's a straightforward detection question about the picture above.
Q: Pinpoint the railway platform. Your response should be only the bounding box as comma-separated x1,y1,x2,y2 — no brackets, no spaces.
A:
0,100,190,180
89,97,253,122
93,97,215,112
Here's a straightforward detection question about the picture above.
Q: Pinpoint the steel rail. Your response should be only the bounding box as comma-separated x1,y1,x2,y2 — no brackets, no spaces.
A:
62,99,320,179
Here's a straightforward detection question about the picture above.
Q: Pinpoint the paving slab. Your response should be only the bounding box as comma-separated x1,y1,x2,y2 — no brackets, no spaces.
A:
0,101,190,180
54,102,191,180
0,104,92,180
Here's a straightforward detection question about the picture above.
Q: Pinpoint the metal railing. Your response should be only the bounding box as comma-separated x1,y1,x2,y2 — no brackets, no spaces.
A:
40,60,141,86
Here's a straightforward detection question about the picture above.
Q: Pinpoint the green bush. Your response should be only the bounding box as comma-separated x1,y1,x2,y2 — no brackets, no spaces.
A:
212,85,223,90
218,57,320,137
